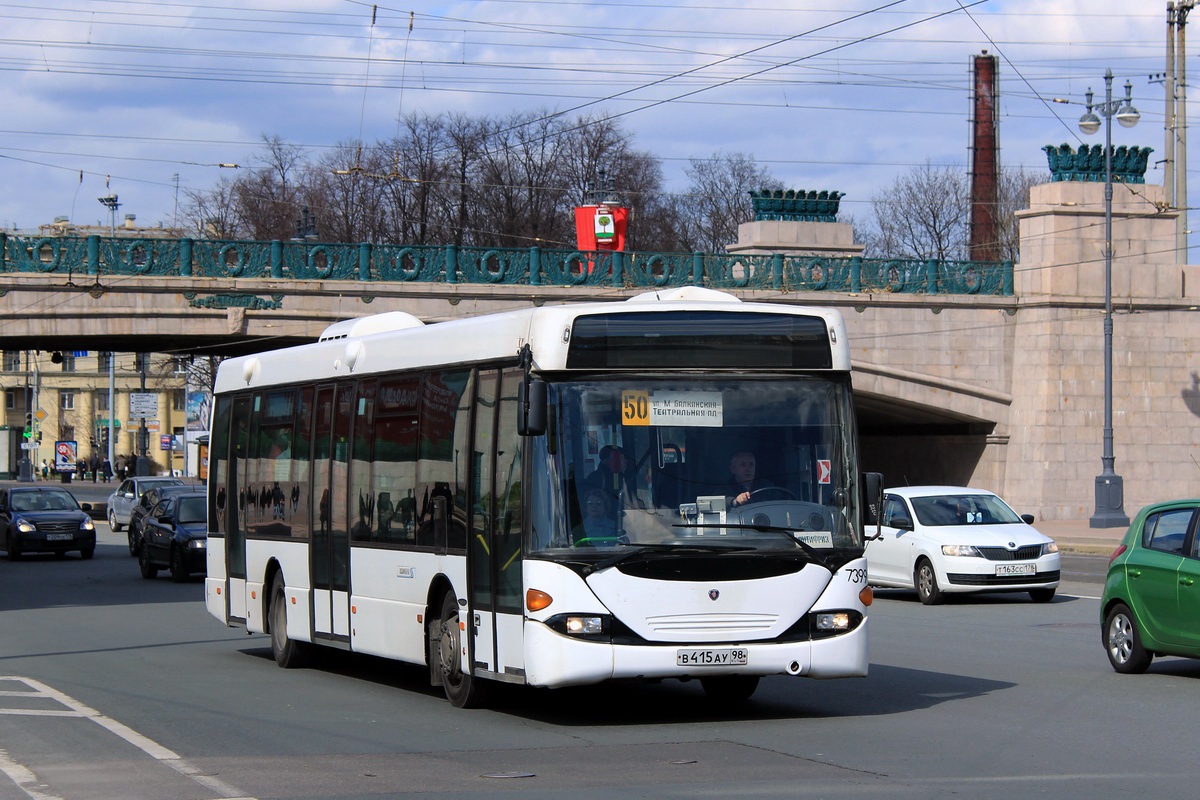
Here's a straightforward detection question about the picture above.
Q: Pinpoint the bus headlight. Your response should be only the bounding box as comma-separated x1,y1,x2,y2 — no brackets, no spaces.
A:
544,613,611,638
565,616,604,635
815,612,851,631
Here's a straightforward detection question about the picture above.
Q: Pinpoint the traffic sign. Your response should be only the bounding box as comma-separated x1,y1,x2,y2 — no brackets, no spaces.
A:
129,393,158,417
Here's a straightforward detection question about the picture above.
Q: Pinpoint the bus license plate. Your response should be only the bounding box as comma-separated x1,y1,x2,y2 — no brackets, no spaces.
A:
996,564,1035,576
676,648,748,667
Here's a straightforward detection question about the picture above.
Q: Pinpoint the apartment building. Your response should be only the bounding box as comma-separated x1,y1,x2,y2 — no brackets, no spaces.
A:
1,350,200,479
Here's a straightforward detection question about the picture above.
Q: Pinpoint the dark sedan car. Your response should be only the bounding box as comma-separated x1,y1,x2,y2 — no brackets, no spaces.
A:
138,492,207,581
0,486,97,560
126,483,199,557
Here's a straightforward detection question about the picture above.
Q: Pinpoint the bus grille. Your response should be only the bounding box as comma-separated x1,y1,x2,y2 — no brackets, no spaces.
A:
644,613,779,635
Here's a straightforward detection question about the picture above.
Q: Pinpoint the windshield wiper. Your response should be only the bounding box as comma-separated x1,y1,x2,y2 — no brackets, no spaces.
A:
672,523,832,569
590,541,754,572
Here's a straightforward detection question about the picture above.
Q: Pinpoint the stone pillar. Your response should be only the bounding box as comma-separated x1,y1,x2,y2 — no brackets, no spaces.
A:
728,220,864,258
1014,181,1177,299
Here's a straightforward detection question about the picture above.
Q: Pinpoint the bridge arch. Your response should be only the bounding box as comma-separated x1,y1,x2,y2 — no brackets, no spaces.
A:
853,362,1011,489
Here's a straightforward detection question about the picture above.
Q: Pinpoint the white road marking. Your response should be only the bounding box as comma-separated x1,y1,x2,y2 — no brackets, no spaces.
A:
0,676,256,800
0,749,63,800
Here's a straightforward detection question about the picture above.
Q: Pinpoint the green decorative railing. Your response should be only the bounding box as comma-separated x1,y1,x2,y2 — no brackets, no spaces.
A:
0,234,1013,295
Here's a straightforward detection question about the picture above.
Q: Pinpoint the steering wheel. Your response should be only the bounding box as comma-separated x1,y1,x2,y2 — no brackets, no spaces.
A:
746,487,798,503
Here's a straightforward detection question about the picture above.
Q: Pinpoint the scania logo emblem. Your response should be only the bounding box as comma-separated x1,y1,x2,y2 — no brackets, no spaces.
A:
708,589,720,601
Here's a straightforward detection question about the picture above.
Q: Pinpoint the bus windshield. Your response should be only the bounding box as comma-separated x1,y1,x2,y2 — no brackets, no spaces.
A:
528,376,863,560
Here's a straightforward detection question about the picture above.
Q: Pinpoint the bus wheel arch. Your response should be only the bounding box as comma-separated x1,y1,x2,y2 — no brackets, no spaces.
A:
262,559,284,634
424,576,455,688
430,585,487,708
269,570,312,668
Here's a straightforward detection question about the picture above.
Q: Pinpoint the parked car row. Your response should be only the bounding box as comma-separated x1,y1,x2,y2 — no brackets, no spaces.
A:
136,491,208,582
107,476,185,534
0,479,207,584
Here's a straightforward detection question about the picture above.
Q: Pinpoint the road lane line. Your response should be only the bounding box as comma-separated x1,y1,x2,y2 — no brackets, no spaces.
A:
2,677,256,800
0,749,64,800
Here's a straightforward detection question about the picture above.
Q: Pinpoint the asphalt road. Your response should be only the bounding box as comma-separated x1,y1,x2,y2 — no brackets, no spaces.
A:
3,515,1195,800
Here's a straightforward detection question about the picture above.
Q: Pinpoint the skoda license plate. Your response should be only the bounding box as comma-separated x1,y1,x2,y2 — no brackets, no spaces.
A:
676,648,748,667
996,564,1035,576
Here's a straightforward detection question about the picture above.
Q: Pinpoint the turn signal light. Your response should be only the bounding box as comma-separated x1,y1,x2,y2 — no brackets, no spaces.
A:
859,585,874,606
526,589,553,612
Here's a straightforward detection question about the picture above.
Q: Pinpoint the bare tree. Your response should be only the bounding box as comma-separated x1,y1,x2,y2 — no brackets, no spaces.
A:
862,160,969,260
305,140,390,244
677,153,778,253
180,177,242,239
233,135,308,241
861,161,1039,262
474,112,574,248
996,168,1041,262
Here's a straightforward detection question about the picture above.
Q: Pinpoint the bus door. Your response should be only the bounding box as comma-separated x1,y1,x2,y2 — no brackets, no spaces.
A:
226,395,251,623
469,369,526,682
311,384,351,644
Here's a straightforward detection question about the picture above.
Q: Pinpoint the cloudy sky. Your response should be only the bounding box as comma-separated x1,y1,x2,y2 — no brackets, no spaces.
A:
0,1,1177,237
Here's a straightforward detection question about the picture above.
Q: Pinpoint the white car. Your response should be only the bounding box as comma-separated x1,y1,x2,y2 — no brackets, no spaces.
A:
866,486,1060,604
106,476,185,532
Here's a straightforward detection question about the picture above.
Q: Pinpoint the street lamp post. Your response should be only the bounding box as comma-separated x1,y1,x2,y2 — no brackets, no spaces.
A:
1078,69,1139,528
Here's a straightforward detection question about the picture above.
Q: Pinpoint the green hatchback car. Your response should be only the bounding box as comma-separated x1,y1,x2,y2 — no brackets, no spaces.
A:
1101,499,1200,673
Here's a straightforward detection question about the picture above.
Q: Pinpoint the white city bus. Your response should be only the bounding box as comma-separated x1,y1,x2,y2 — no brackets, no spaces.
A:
205,286,880,707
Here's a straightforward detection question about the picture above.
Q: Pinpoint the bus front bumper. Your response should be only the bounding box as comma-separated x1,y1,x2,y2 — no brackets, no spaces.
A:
522,617,868,688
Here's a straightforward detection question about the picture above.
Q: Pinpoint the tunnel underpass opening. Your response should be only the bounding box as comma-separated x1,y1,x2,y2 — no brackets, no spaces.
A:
855,393,995,488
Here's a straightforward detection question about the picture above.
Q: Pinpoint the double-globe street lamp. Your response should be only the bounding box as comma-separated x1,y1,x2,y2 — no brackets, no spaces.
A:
1078,69,1138,528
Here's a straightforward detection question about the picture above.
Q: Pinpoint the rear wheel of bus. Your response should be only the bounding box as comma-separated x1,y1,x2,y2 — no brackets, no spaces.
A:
434,592,487,708
270,573,312,668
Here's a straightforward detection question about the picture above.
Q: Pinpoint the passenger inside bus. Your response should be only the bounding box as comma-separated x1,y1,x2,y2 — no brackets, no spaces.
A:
583,445,639,508
572,488,621,544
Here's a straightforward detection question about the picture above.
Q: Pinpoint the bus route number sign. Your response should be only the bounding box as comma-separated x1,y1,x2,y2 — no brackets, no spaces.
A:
622,390,724,427
622,390,651,426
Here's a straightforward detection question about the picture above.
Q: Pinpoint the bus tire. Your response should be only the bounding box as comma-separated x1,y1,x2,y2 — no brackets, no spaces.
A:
436,592,486,708
700,675,759,704
270,574,312,669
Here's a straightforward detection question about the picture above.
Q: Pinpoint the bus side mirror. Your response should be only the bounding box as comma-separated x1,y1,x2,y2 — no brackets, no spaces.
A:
861,472,884,539
518,378,547,436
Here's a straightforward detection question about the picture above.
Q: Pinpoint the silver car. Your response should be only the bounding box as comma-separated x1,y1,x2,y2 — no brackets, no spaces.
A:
106,476,185,532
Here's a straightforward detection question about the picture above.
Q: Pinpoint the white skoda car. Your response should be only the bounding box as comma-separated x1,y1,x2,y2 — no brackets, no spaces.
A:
865,486,1060,604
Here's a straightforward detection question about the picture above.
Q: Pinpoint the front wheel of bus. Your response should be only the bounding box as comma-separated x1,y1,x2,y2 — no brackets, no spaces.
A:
700,675,759,704
436,592,486,709
270,574,312,669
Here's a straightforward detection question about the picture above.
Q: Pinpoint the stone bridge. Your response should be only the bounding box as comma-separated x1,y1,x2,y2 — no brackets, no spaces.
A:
3,180,1200,524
